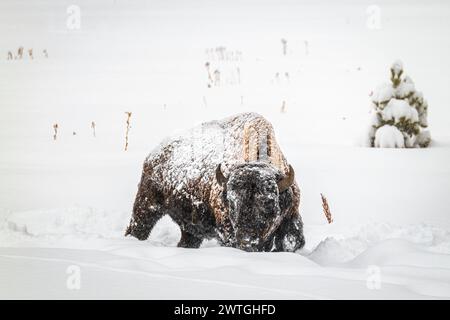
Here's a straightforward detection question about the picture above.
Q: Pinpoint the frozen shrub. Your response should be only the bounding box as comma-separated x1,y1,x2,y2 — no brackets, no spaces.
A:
367,60,430,148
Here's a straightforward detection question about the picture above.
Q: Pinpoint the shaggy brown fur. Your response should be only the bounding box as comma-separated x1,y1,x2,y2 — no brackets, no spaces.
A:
125,112,304,252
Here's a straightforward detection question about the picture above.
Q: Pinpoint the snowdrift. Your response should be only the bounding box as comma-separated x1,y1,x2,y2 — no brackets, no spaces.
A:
1,207,450,299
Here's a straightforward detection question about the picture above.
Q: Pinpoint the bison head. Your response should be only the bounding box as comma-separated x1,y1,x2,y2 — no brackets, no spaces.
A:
216,162,295,252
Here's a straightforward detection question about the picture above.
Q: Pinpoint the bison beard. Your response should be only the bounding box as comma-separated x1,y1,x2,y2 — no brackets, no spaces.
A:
125,112,305,252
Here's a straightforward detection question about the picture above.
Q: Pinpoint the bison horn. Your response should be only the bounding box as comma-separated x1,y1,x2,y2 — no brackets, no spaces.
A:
215,164,228,185
277,164,295,193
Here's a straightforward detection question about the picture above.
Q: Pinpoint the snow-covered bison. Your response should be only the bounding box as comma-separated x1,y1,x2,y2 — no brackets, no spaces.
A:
125,112,305,252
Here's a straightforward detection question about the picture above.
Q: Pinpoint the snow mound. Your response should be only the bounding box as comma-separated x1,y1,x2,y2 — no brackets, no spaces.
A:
147,215,182,246
308,222,450,266
5,207,129,238
382,99,419,123
374,125,405,148
347,239,449,268
416,130,432,147
371,83,394,103
391,60,404,74
1,207,186,248
396,78,415,98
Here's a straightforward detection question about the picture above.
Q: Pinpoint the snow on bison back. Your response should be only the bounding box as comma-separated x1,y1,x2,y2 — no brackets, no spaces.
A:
125,112,305,252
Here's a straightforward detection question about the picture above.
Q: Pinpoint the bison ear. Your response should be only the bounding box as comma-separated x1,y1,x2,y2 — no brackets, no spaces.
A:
216,164,228,185
277,164,295,193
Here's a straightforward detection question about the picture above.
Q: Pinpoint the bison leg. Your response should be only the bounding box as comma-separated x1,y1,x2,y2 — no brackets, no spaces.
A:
125,205,164,240
177,230,203,248
273,216,305,252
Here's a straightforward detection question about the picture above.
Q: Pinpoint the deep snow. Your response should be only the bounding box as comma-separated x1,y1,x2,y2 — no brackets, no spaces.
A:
1,0,450,299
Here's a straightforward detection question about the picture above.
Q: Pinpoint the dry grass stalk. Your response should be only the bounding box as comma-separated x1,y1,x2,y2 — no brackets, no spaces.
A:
17,47,23,59
53,123,58,141
124,112,132,151
321,193,333,224
91,121,96,137
281,100,286,113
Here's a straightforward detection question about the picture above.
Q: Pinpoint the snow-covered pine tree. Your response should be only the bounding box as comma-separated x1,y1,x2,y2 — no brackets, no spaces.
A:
366,60,431,148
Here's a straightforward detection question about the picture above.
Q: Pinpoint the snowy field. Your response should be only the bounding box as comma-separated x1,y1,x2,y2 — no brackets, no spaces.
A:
1,0,450,299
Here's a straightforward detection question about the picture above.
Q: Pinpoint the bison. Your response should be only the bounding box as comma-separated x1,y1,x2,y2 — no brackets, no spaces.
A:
125,112,305,252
